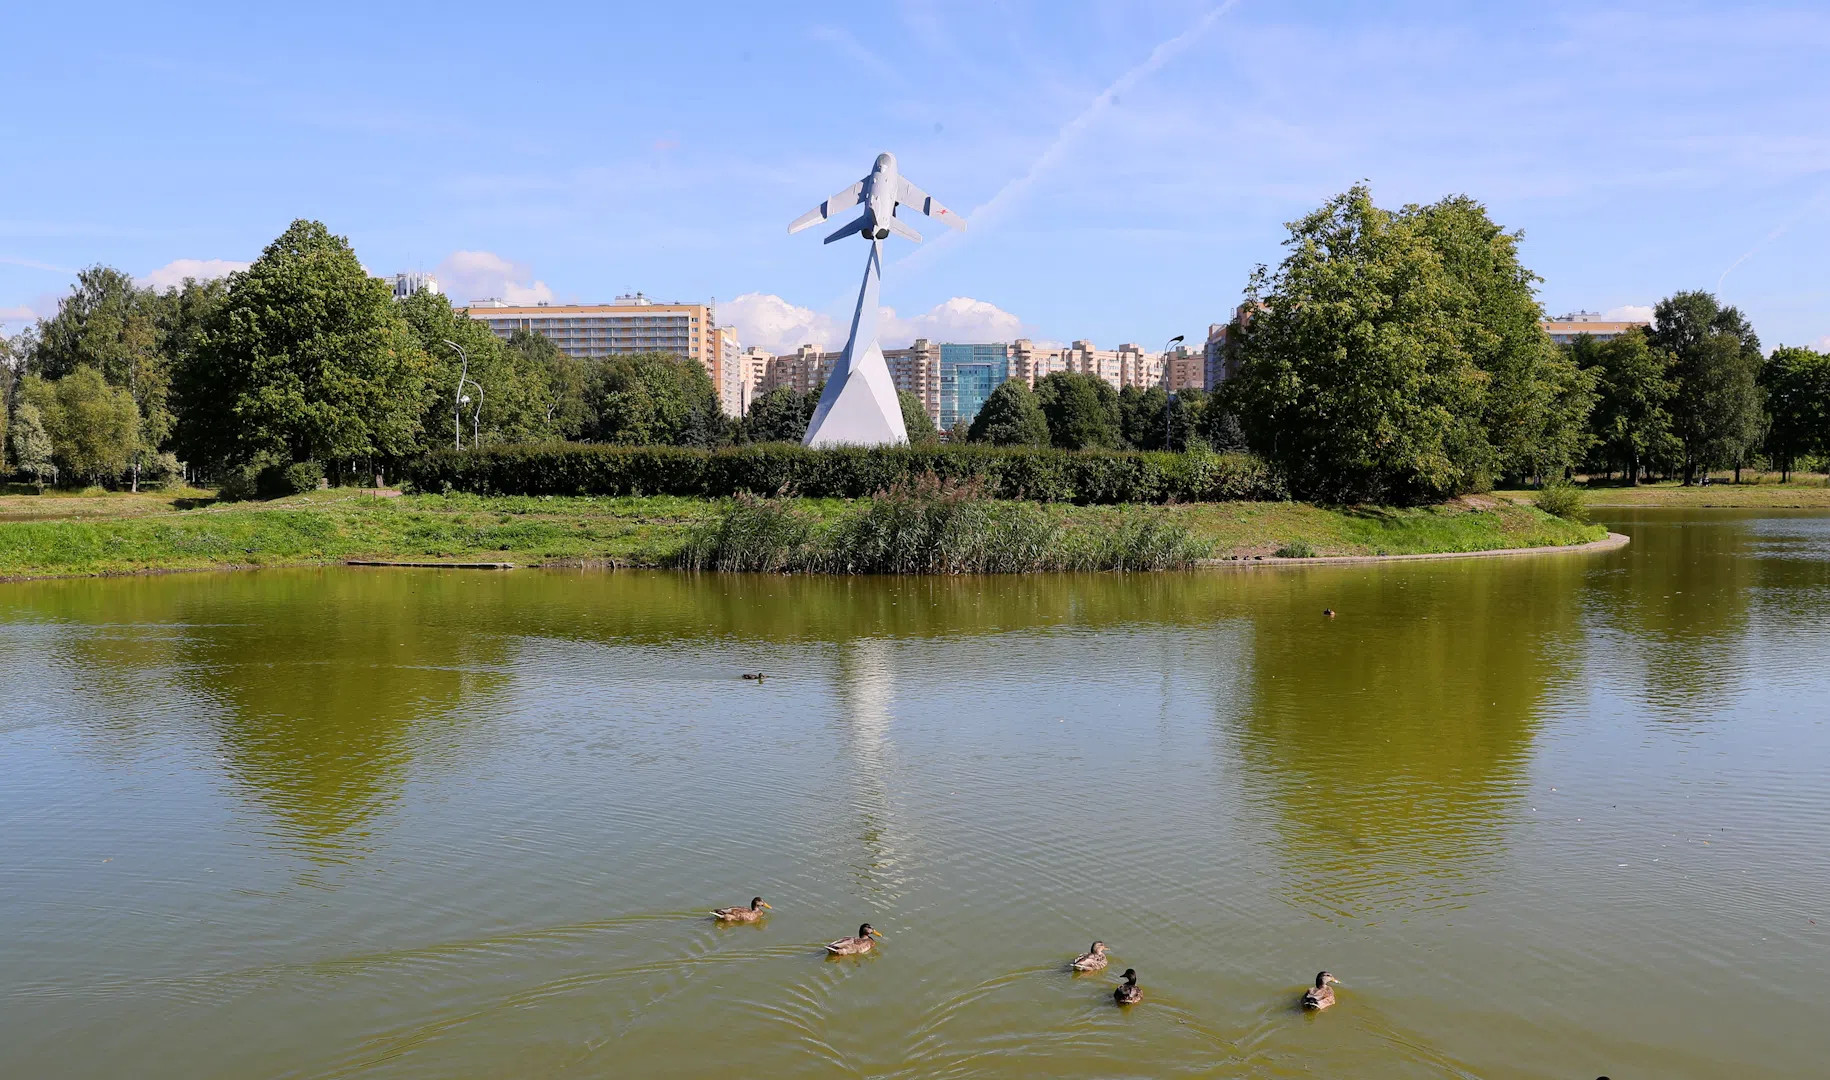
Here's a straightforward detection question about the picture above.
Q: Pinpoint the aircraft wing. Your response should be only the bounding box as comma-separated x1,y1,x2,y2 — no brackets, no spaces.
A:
789,179,865,234
896,176,966,231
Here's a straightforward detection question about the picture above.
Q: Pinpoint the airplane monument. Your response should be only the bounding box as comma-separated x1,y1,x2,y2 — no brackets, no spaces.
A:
789,153,965,446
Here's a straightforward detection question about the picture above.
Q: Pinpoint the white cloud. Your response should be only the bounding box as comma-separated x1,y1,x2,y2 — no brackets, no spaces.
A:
1,304,37,327
1813,334,1830,353
434,250,557,306
137,258,250,291
723,292,844,353
723,292,1032,353
1603,304,1655,323
883,296,1028,345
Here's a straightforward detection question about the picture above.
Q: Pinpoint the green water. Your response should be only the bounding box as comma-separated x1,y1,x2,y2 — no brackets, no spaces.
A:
2,508,1826,1078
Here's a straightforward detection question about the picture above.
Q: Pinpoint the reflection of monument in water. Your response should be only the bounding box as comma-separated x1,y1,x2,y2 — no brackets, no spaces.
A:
789,152,965,447
832,638,909,898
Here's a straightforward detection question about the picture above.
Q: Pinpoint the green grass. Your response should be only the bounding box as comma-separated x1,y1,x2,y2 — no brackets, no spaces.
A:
1511,478,1830,508
0,488,1605,580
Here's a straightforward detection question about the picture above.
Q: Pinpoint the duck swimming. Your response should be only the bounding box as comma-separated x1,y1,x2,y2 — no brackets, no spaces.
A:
1071,941,1110,972
1301,971,1340,1010
825,923,883,955
1114,968,1141,1005
742,672,766,680
711,896,771,922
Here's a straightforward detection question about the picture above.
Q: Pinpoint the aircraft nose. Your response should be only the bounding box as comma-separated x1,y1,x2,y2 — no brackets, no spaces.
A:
876,152,895,168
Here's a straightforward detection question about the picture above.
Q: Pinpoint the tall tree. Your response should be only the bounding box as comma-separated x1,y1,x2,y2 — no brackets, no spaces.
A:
585,351,725,446
967,377,1049,446
1118,384,1171,450
1646,291,1765,484
9,402,55,488
1167,387,1209,451
173,220,435,476
505,328,590,440
741,385,818,443
398,291,551,451
1571,330,1677,484
1409,196,1594,484
1759,345,1830,482
1229,186,1489,503
20,368,141,484
898,391,939,445
1034,371,1120,451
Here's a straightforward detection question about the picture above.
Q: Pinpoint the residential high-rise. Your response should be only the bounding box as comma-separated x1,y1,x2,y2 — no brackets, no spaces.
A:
1163,344,1204,393
391,272,441,300
465,292,731,400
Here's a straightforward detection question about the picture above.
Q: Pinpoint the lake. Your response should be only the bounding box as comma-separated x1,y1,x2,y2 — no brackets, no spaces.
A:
3,508,1827,1078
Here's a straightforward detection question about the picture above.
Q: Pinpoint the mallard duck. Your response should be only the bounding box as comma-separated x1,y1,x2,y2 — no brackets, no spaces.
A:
711,896,771,922
1113,968,1141,1005
825,923,883,955
1071,941,1110,971
1323,608,1336,618
742,672,766,680
1301,971,1340,1010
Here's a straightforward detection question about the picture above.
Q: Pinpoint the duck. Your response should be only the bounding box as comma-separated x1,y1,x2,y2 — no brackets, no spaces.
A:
711,896,771,922
742,672,766,681
1113,968,1141,1005
825,923,883,956
1323,608,1336,618
1070,941,1110,972
1301,971,1340,1010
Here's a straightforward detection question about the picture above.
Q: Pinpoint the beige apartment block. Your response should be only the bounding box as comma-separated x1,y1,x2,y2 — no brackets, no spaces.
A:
1541,310,1649,345
465,292,733,406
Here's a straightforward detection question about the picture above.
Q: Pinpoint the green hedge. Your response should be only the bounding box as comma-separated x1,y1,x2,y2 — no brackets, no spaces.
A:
406,443,1287,504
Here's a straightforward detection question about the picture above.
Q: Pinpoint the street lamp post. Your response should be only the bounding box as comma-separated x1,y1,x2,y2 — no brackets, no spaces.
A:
1163,334,1185,450
443,339,468,450
469,380,484,449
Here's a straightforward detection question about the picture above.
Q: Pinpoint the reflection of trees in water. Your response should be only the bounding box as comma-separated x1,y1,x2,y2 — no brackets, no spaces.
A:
1226,561,1585,917
162,572,515,861
831,637,904,899
1582,513,1754,717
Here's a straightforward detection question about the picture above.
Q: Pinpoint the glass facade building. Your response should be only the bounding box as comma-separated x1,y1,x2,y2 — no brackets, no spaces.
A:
939,343,1009,430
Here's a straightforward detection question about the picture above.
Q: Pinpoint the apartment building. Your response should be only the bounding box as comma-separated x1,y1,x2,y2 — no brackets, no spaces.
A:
1541,310,1649,345
1163,344,1204,393
465,292,729,396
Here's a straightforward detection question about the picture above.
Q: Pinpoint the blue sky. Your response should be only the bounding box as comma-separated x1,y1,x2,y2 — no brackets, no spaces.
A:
3,1,1828,354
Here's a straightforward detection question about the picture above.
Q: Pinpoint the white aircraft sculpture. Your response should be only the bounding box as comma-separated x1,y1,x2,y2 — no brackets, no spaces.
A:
788,152,966,446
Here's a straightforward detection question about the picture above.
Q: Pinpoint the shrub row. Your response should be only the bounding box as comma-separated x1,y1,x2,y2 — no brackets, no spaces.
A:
673,491,1211,574
407,443,1287,505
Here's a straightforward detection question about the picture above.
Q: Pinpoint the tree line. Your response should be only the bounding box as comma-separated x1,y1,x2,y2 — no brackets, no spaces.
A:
0,221,774,492
5,202,1826,503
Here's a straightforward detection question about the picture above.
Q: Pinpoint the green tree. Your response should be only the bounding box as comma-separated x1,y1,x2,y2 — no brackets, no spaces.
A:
1570,331,1676,484
1229,186,1489,502
1647,291,1765,484
741,385,819,443
26,265,175,488
398,291,551,454
1167,387,1209,451
505,328,590,440
585,351,724,446
9,401,55,488
1196,386,1247,451
1409,196,1594,484
1759,345,1830,481
173,220,435,477
967,377,1049,446
898,391,939,445
22,368,141,484
1118,384,1171,450
1034,371,1120,451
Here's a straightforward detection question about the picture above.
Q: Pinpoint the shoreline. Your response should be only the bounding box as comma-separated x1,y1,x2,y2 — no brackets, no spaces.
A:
1195,530,1629,568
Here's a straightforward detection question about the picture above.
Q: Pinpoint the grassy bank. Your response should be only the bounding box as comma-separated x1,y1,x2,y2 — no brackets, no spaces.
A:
0,489,1604,580
1498,478,1830,509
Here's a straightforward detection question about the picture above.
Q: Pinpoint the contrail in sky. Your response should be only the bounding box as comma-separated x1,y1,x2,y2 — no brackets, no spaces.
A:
0,254,76,275
1716,180,1830,292
900,0,1244,271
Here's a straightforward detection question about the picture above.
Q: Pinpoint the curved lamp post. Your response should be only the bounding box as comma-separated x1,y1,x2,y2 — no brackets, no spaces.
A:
1163,334,1185,450
442,339,469,450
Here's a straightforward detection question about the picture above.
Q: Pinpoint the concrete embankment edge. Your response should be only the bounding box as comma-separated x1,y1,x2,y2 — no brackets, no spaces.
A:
1195,531,1630,569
